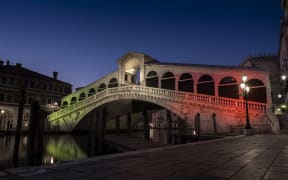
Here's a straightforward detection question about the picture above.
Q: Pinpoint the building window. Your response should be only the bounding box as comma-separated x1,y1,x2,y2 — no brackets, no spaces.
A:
24,80,29,87
41,98,46,105
9,77,14,85
28,97,33,104
59,86,63,92
6,94,12,102
49,84,53,91
43,83,47,90
0,94,4,101
125,74,128,81
1,76,7,84
47,99,52,105
29,80,35,88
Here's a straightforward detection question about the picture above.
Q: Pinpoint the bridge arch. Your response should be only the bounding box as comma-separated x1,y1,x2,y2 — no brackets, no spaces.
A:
70,97,77,105
108,78,118,88
247,79,267,103
218,76,238,99
146,71,159,88
78,93,86,101
178,73,193,92
161,72,175,90
197,74,215,95
62,101,68,108
88,88,96,97
98,83,106,92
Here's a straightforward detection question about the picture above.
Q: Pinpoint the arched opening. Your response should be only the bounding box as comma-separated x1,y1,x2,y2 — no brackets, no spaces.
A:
0,109,14,130
70,97,77,105
146,71,159,88
108,78,118,88
98,83,106,92
62,101,68,108
78,93,86,101
178,73,193,92
197,75,215,95
218,76,238,99
247,79,267,103
161,72,175,90
88,88,96,97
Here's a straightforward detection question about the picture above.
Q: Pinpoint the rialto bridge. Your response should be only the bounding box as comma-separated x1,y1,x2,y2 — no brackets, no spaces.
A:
48,52,280,134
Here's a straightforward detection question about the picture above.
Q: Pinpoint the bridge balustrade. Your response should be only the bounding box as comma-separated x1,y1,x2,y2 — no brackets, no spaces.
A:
48,85,267,121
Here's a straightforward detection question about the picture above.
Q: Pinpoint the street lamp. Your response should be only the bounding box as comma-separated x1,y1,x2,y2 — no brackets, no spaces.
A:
240,75,252,135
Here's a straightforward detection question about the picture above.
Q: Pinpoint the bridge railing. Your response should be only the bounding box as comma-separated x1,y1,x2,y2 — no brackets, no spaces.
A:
48,85,267,121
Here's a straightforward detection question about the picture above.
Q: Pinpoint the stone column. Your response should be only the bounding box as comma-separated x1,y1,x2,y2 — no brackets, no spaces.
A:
167,110,172,144
97,108,107,154
127,112,132,137
88,111,98,156
195,113,201,137
116,115,120,135
143,110,149,141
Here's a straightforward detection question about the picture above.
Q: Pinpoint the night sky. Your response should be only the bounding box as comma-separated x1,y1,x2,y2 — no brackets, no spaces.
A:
0,0,283,90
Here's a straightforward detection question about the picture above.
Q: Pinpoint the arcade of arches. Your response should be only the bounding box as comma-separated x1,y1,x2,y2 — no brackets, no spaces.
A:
62,71,267,107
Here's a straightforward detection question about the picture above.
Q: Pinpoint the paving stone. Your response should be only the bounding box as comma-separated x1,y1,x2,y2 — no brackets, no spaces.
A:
264,171,288,179
4,135,288,180
0,171,7,176
205,169,235,178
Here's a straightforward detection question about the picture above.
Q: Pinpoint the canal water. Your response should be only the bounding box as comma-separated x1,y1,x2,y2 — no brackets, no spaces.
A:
0,129,218,170
0,129,175,170
0,134,122,170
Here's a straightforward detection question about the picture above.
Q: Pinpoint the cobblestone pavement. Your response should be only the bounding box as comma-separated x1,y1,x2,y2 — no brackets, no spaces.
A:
2,134,288,180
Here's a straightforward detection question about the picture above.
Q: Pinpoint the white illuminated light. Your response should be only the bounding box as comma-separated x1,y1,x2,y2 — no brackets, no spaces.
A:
240,83,245,89
242,75,248,82
282,75,287,81
277,108,281,112
50,157,54,164
54,102,58,106
0,110,4,114
245,86,250,93
278,94,283,98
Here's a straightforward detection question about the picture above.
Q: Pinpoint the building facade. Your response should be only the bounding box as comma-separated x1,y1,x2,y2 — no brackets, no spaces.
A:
0,60,72,131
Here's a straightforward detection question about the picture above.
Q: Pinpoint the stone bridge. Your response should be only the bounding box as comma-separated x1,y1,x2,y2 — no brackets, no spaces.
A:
48,52,280,133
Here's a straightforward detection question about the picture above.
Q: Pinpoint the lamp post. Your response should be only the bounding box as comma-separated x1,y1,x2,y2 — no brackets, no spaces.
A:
240,75,252,135
0,110,4,130
281,75,287,113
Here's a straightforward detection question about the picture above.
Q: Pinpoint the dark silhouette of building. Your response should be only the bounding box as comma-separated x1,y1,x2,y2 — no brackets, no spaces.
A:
0,60,72,130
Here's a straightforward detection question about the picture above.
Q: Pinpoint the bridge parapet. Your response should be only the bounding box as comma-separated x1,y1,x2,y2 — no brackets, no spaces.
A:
48,85,267,123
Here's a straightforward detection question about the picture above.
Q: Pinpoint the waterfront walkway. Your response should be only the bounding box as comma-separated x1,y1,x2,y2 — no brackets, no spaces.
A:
2,134,288,180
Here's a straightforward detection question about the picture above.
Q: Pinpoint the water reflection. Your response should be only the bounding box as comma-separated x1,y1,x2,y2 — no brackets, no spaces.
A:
46,135,87,162
0,135,88,170
0,128,212,170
